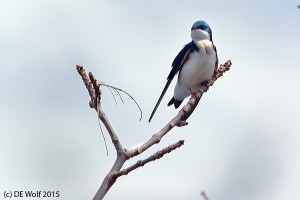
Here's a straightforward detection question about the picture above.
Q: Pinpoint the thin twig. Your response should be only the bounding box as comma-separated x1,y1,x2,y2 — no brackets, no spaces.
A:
113,140,184,179
98,82,142,121
107,86,118,105
97,116,109,156
114,89,124,104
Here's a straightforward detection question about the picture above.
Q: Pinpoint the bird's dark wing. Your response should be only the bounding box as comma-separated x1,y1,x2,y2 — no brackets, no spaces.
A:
167,41,198,80
148,41,198,122
213,44,219,71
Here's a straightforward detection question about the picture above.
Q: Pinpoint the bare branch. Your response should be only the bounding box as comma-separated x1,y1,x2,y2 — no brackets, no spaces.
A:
76,60,232,200
76,65,96,101
127,60,232,157
201,191,210,200
113,140,184,179
96,98,124,153
76,66,124,153
89,72,101,101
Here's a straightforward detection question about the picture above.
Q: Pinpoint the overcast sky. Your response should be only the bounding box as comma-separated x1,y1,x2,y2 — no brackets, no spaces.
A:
1,1,300,200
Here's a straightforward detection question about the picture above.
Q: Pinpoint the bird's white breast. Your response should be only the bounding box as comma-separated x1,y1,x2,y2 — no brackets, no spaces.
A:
174,39,216,100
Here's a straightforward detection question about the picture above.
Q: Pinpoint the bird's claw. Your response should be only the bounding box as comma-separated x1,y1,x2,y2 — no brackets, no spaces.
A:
191,92,198,97
177,120,188,127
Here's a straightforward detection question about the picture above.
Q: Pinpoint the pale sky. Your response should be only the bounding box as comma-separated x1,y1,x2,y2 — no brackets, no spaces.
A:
1,1,300,200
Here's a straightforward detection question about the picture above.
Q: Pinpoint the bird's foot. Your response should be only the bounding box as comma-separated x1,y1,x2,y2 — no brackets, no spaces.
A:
201,80,209,87
200,80,210,92
177,120,188,127
191,92,198,97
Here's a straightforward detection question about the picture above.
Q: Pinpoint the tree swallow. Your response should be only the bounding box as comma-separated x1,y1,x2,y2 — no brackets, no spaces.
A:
149,20,218,122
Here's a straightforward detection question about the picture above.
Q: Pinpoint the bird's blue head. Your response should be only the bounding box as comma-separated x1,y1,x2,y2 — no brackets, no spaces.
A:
191,20,213,41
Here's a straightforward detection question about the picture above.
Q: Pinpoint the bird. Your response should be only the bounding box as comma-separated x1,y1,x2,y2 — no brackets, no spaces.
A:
148,20,218,122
